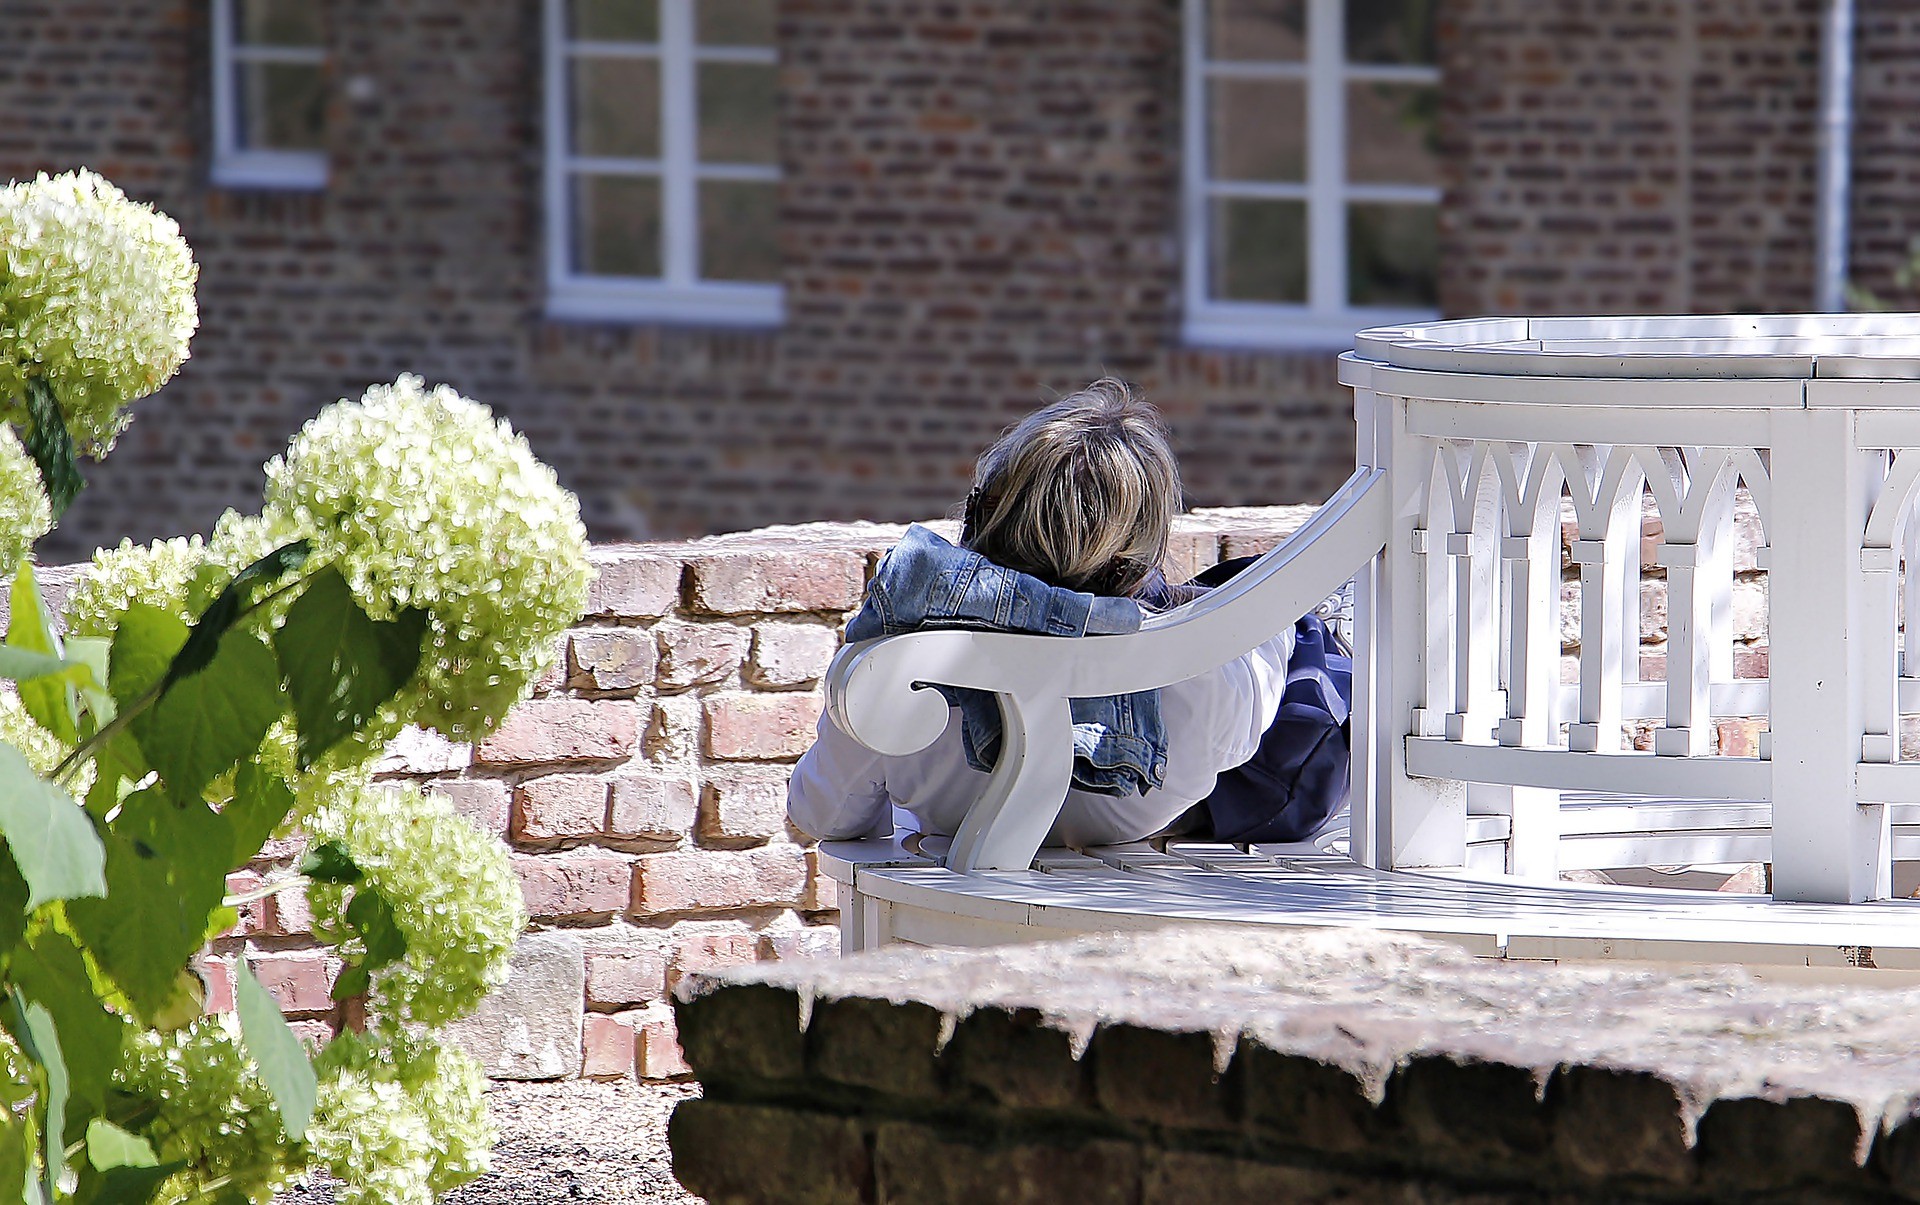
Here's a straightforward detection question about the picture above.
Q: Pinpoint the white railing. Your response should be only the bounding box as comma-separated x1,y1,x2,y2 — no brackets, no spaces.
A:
1343,313,1920,904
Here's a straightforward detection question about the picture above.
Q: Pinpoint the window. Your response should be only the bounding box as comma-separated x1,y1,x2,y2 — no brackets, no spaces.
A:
1184,0,1439,349
544,0,783,325
210,0,328,189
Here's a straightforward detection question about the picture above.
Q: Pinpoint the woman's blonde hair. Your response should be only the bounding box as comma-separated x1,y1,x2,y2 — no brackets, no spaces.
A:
960,379,1182,597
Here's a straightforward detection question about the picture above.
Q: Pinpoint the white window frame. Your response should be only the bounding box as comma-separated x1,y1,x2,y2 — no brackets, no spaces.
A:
543,0,784,327
1182,0,1440,350
209,0,328,190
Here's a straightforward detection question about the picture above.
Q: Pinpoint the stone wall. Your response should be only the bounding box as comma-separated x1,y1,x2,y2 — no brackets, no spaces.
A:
671,926,1920,1204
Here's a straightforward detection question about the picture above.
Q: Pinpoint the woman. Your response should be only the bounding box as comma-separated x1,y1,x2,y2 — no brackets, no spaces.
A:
786,379,1297,848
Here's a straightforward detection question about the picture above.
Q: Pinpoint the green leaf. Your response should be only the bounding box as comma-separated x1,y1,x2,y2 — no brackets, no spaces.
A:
0,740,105,910
12,927,127,1120
0,858,27,954
0,647,97,689
67,790,232,1019
227,760,296,871
132,628,283,805
105,605,179,714
144,969,205,1035
169,540,310,687
0,1115,29,1205
273,566,426,768
297,840,361,885
9,561,75,744
83,1120,156,1172
233,964,316,1141
21,379,83,520
72,1160,185,1205
9,991,68,1203
63,637,115,738
333,886,408,1001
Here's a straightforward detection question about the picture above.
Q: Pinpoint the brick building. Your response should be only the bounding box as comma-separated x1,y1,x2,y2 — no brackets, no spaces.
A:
0,0,1907,555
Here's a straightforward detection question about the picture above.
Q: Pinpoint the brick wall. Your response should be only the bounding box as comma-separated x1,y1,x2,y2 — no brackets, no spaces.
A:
0,0,1353,563
193,507,1320,1082
1440,0,1823,317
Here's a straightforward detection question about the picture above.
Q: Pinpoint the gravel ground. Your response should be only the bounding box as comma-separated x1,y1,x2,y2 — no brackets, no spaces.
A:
277,1080,705,1204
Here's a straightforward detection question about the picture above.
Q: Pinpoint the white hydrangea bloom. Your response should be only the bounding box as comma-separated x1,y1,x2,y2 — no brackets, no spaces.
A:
0,426,49,567
117,1019,295,1205
310,1028,494,1205
63,533,219,638
0,169,199,451
302,780,526,1027
260,375,592,741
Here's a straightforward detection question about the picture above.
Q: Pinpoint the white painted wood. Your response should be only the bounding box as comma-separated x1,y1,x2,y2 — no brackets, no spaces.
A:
209,0,328,190
1767,407,1890,901
1405,738,1772,798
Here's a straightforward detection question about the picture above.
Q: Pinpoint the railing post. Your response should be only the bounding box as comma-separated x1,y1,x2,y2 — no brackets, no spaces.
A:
1768,407,1890,902
1374,391,1467,870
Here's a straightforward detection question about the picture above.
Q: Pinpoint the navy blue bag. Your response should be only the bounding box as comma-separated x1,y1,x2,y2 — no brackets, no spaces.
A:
1200,613,1352,843
1163,557,1354,844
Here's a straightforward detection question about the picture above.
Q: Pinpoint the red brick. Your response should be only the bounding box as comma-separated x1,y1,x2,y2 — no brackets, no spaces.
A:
586,945,670,1007
476,698,644,768
515,854,633,919
430,778,512,837
514,773,610,841
630,845,809,915
224,870,268,937
586,553,681,619
264,882,315,936
666,922,760,991
200,956,235,1015
704,692,823,761
569,629,658,691
608,773,698,842
700,767,792,844
288,1019,336,1049
247,953,338,1016
583,1013,638,1079
655,622,751,690
747,622,840,689
761,925,841,962
1715,718,1768,758
634,1003,690,1079
687,550,866,615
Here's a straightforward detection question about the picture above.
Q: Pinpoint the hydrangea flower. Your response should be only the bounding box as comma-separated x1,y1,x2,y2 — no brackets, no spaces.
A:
116,1019,295,1205
0,169,199,452
62,532,220,638
258,375,592,742
310,1028,493,1205
0,426,49,567
301,780,526,1027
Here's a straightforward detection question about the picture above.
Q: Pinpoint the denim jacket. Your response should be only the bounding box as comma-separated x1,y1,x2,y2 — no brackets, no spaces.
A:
844,524,1168,796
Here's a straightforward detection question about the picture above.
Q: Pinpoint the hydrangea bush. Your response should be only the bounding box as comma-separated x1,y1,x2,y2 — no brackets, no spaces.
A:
0,169,590,1204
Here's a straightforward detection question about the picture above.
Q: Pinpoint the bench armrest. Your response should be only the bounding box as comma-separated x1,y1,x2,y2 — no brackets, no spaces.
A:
824,466,1391,872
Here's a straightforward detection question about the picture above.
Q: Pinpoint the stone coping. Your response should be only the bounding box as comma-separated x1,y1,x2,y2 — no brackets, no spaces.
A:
672,927,1920,1201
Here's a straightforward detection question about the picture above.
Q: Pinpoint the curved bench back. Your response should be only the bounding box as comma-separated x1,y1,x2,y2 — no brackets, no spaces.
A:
825,468,1389,872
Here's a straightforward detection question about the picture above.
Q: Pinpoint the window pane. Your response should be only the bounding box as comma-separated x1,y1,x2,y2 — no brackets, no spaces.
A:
571,56,660,158
697,0,775,46
235,62,325,150
698,62,777,164
1346,81,1438,186
1346,0,1434,65
1211,198,1306,302
1349,202,1436,307
236,0,321,46
699,180,779,281
573,174,662,277
1206,0,1306,62
1208,79,1305,182
571,0,658,41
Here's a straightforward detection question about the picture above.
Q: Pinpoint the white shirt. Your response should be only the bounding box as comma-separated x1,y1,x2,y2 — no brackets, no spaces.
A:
787,629,1294,847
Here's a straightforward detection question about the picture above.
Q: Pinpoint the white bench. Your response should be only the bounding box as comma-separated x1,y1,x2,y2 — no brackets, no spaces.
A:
820,313,1920,975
